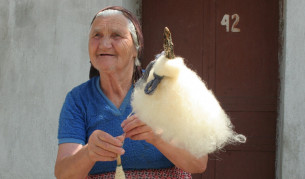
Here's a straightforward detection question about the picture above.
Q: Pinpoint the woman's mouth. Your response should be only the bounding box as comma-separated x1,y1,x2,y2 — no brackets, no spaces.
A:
99,54,114,56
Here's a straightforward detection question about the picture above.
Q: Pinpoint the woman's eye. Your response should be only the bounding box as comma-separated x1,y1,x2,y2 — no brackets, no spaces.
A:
112,33,121,38
93,34,100,38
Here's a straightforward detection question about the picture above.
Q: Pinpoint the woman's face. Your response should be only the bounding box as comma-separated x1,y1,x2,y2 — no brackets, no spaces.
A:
88,13,137,75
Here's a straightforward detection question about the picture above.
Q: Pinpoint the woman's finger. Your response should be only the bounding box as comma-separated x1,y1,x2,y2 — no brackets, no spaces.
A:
91,144,118,158
87,143,118,162
91,149,117,161
125,125,152,138
96,130,123,147
122,118,146,134
95,139,125,155
116,133,126,143
121,114,137,127
88,130,125,160
129,131,154,141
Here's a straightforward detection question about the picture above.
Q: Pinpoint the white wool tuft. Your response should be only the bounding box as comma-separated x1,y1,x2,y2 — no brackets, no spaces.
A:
132,54,246,158
115,165,126,179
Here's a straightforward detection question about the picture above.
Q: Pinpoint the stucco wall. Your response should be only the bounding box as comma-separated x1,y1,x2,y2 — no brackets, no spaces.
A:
0,0,140,178
277,0,305,178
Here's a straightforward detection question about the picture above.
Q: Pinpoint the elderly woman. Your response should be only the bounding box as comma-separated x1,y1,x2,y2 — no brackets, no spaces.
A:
55,6,208,179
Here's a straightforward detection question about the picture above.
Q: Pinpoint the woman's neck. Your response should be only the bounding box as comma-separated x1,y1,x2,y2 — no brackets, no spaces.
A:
99,71,133,108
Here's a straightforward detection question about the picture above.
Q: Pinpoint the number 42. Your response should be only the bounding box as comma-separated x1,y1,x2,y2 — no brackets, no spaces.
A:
221,14,240,32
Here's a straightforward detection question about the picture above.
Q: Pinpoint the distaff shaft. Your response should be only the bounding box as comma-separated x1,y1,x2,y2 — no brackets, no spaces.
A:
143,27,175,95
163,27,175,59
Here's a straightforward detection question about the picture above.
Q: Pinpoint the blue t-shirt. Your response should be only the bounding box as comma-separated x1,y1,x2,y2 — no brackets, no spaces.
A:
58,76,173,175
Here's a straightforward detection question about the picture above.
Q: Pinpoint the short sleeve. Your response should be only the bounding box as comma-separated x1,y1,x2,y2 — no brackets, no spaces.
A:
57,91,86,145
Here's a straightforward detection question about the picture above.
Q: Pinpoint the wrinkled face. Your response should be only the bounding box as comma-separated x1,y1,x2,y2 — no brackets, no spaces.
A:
88,14,137,75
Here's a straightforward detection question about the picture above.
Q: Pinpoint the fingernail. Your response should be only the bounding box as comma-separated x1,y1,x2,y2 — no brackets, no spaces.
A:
121,149,125,155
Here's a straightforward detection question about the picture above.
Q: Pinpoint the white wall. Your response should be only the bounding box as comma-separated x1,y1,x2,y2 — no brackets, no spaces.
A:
0,0,140,178
277,0,305,178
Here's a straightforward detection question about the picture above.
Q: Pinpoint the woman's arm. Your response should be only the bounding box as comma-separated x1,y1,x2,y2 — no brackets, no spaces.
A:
55,143,94,179
54,130,125,179
121,115,208,173
150,137,208,173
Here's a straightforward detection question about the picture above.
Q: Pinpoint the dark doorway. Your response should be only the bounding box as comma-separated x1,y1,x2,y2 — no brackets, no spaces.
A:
142,0,279,178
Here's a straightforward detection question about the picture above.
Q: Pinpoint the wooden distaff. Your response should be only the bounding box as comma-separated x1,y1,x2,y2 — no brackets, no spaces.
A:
142,27,176,95
115,27,177,179
163,27,175,59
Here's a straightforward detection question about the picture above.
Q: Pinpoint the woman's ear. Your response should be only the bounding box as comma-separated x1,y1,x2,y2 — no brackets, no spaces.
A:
135,57,141,66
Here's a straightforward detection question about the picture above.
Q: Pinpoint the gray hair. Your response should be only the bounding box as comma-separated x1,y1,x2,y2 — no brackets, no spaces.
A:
96,9,141,66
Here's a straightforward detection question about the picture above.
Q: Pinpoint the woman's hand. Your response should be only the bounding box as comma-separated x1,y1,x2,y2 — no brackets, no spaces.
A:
121,115,208,173
121,115,160,144
87,130,125,162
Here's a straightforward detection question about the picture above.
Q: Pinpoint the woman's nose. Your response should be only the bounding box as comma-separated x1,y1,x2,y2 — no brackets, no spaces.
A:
99,37,112,49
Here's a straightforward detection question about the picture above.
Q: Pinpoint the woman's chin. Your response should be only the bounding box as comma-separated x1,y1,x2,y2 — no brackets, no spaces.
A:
93,60,116,72
97,66,116,74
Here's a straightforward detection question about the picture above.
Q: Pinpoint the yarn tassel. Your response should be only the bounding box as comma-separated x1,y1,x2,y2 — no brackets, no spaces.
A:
115,155,126,179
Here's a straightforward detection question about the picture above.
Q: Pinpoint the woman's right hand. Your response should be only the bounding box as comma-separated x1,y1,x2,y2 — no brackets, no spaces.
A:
86,130,125,162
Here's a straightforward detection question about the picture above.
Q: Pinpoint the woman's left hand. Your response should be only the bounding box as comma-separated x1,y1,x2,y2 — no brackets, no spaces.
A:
122,114,208,173
121,115,160,144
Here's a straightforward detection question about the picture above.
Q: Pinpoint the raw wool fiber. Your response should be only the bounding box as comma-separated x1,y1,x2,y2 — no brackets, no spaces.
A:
131,54,246,158
115,165,125,179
